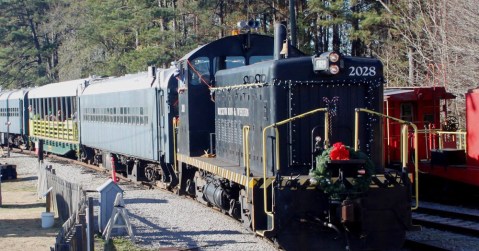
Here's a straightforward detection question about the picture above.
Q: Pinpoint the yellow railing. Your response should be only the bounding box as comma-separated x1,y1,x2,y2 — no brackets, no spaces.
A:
354,108,419,210
29,119,78,142
436,130,467,151
242,125,251,202
258,107,329,236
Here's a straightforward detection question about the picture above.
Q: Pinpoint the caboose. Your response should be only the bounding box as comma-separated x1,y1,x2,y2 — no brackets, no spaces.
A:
383,86,479,189
383,87,455,167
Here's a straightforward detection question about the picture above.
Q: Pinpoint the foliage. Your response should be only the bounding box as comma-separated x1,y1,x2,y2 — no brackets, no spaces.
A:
313,142,375,200
0,0,477,127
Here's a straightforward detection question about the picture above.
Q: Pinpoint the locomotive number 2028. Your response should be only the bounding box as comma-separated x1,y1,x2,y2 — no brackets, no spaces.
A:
348,66,376,77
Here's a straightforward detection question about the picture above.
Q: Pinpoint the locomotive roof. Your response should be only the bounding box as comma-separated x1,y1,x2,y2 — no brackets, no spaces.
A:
29,78,89,98
81,72,158,95
179,33,303,61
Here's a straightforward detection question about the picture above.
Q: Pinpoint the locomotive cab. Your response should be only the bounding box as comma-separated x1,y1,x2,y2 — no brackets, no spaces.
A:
175,33,303,157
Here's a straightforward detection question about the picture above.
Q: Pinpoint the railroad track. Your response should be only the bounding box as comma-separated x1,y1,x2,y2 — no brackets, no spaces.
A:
403,205,479,250
412,206,479,237
12,148,479,250
403,239,450,251
12,148,151,188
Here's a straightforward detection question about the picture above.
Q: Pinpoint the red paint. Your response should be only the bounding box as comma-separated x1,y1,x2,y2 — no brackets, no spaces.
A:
111,157,118,183
466,89,479,166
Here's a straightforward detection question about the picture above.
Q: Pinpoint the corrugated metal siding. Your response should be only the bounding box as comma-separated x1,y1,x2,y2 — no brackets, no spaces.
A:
80,89,158,161
0,97,23,134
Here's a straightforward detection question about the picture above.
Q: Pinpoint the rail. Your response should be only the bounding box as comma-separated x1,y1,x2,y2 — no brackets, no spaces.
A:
258,107,328,236
30,119,78,142
354,108,419,210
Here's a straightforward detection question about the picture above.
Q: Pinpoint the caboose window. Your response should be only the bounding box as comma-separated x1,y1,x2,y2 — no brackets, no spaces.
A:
400,103,414,122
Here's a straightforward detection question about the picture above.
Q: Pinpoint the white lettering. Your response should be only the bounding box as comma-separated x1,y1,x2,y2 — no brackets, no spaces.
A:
217,107,249,117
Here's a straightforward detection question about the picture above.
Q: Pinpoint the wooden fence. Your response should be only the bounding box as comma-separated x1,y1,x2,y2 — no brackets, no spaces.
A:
38,163,94,251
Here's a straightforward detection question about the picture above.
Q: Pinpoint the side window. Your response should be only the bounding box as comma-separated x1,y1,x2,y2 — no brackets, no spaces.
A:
250,55,273,64
400,103,414,122
225,56,245,69
189,57,210,86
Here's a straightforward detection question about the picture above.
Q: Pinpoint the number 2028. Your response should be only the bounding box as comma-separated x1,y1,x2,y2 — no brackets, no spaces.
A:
348,66,376,77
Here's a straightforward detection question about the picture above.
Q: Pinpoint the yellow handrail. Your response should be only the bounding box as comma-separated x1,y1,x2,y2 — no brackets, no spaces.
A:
173,118,179,172
242,126,251,202
258,107,328,236
354,108,419,210
436,130,467,151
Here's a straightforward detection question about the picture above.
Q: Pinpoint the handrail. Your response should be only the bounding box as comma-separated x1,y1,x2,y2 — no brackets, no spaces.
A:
242,125,251,201
259,107,328,236
173,117,179,172
436,130,467,151
354,108,419,210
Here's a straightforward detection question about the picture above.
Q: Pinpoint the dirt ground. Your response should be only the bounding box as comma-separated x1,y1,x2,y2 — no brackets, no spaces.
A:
0,174,59,251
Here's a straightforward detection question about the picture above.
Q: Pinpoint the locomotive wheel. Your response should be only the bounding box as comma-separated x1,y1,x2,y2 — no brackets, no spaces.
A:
239,189,252,229
194,171,208,205
144,165,157,182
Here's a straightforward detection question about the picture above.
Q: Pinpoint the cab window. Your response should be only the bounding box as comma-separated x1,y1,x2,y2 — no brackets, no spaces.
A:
189,57,210,86
250,55,273,64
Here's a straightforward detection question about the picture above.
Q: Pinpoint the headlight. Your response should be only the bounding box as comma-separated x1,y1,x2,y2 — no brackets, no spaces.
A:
313,57,329,71
312,51,341,74
329,64,340,75
329,52,340,63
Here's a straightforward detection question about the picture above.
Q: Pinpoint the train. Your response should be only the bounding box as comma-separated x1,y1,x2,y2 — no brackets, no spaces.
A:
0,24,414,250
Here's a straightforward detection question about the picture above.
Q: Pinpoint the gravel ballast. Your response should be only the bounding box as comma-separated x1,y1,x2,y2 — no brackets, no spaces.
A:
7,152,479,251
5,152,276,251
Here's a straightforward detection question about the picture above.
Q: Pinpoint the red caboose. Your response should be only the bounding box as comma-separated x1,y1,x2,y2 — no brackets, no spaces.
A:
383,87,455,167
385,86,479,188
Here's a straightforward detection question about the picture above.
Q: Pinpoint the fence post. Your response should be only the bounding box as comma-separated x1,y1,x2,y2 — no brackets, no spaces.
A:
87,197,94,251
79,213,87,251
75,224,83,251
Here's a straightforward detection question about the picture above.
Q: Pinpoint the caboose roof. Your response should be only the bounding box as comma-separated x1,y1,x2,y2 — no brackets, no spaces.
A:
384,87,455,101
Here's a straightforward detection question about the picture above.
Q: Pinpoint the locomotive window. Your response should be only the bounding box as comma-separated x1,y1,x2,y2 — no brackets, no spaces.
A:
225,56,245,69
250,55,273,64
189,57,210,86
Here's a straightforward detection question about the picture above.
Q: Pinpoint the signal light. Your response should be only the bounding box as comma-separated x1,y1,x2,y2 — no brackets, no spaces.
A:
312,51,342,75
329,52,340,63
329,65,340,75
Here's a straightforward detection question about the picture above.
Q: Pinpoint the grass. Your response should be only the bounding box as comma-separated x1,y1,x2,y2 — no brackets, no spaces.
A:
95,236,150,251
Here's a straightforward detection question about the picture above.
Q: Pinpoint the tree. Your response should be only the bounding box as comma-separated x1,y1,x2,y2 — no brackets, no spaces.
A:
0,0,54,88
